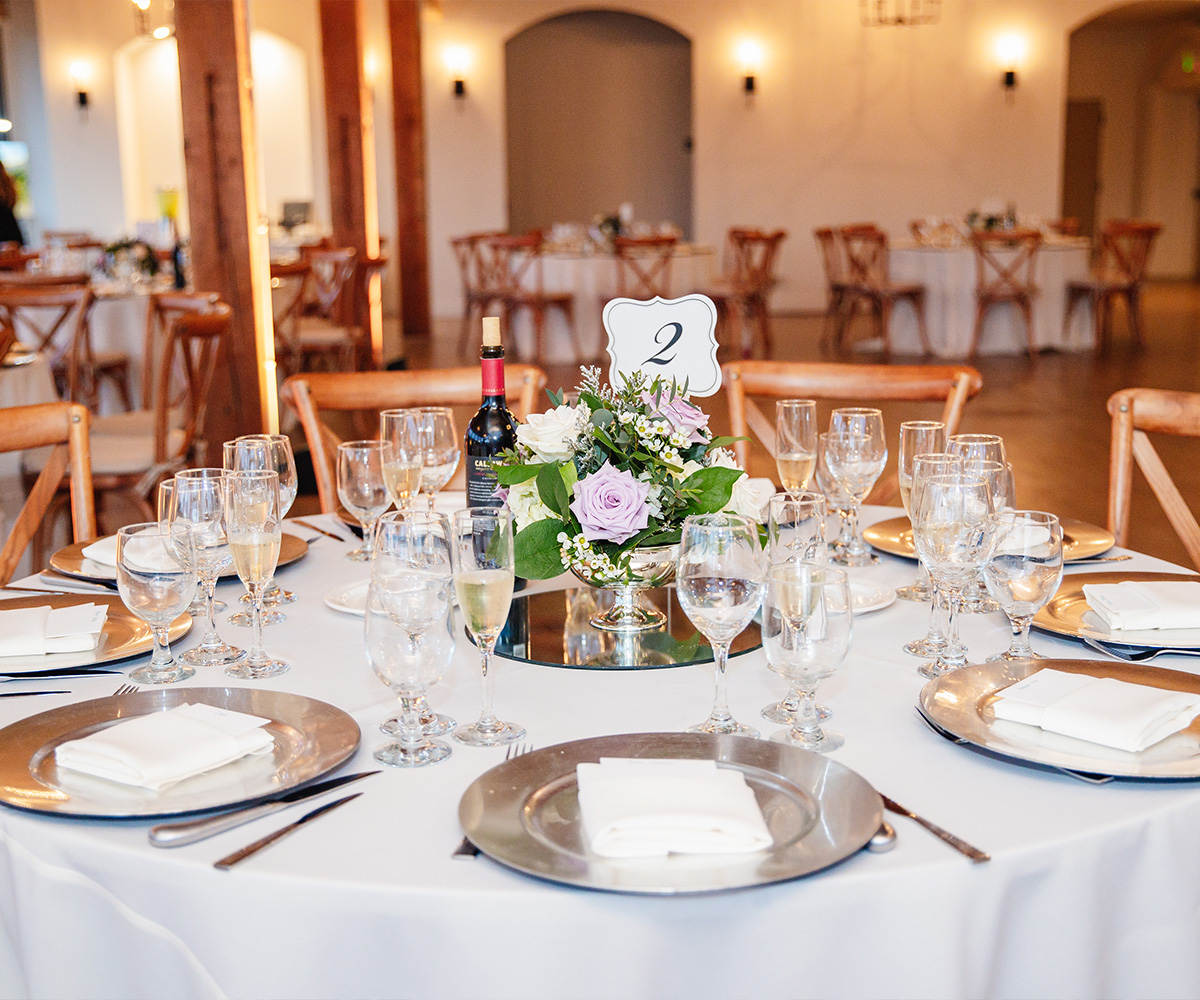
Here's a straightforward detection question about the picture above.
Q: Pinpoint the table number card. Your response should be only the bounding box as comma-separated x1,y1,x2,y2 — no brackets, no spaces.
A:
602,294,721,397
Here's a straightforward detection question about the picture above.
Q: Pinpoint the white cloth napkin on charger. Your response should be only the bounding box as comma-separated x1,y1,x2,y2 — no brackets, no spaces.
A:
993,667,1200,753
0,604,107,657
1083,581,1200,631
54,703,275,791
576,758,773,858
81,535,184,573
80,536,118,568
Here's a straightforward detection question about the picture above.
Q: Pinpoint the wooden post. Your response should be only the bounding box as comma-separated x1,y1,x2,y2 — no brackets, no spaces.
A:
389,0,431,339
175,0,277,441
319,0,383,367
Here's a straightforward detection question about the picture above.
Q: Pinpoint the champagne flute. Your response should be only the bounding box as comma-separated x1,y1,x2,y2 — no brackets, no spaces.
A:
450,508,523,746
896,420,945,601
226,435,299,615
116,522,197,685
825,408,887,566
902,453,962,657
762,562,852,752
983,510,1063,661
224,469,289,679
337,440,389,561
816,432,855,559
416,407,461,512
380,409,423,512
170,468,245,668
775,399,817,495
676,513,765,737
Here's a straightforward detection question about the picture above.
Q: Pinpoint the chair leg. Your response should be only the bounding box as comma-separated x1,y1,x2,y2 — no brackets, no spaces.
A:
532,305,546,361
878,298,893,356
911,291,930,355
1022,298,1037,357
755,298,773,358
1127,288,1144,349
969,300,987,357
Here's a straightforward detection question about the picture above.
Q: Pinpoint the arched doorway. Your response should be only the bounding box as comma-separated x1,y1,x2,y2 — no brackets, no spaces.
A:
505,10,692,237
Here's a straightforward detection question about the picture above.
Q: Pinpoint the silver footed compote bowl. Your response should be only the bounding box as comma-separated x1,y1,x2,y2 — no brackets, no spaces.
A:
570,544,678,633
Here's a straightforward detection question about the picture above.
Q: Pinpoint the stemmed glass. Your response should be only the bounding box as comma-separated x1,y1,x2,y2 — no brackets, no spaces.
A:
158,478,209,616
381,596,457,739
115,522,197,685
450,508,524,746
762,562,852,752
953,456,1010,614
775,399,817,495
816,432,855,558
170,468,245,668
675,513,765,737
337,440,389,561
902,453,962,658
416,407,461,512
896,420,945,601
223,469,289,679
825,408,887,566
983,510,1063,661
380,409,422,512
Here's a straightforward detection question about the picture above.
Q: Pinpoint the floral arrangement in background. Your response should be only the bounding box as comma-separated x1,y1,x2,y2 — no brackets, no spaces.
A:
103,238,159,278
495,367,772,582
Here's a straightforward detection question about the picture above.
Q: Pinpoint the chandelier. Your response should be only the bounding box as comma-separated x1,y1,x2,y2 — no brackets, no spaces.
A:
859,0,941,27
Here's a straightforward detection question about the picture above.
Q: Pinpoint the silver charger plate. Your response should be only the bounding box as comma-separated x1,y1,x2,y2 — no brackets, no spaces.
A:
458,732,883,894
0,687,361,817
918,658,1200,780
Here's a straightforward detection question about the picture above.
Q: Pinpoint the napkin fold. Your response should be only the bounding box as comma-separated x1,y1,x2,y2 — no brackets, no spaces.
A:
54,703,275,791
576,758,773,858
80,536,118,568
82,534,186,573
0,604,107,657
993,667,1200,753
1083,581,1200,631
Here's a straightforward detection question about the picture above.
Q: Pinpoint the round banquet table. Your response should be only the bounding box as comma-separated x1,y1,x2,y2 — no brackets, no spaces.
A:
2,505,1200,1000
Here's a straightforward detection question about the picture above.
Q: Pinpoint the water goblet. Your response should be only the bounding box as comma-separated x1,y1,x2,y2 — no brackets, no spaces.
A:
775,399,817,495
762,562,852,752
983,510,1063,661
825,408,887,566
902,453,962,657
450,508,524,746
947,433,1006,468
380,594,457,738
337,440,389,561
954,457,1009,614
676,513,765,737
896,420,945,601
158,478,209,616
416,407,461,512
115,522,197,685
224,469,289,679
380,409,422,512
816,432,855,558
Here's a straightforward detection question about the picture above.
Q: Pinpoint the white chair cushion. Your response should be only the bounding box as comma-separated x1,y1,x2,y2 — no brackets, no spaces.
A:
91,407,185,437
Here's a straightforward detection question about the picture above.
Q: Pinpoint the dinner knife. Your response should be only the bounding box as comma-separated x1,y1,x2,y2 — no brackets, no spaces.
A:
880,794,990,863
149,770,379,848
213,793,362,870
0,667,121,680
0,690,70,698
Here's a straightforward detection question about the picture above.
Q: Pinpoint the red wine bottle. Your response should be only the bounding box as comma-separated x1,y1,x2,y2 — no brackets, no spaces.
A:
465,316,516,509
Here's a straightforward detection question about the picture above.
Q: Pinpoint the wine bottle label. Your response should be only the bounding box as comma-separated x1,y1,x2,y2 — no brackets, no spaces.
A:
481,357,505,397
466,455,501,508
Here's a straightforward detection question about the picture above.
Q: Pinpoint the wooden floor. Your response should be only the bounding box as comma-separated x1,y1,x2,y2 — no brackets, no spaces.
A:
405,281,1200,569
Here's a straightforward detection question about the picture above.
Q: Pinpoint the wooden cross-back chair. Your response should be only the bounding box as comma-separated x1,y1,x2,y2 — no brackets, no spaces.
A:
293,246,362,370
1107,388,1200,569
0,249,40,271
837,224,929,356
1066,220,1161,350
282,365,549,514
451,231,508,353
968,228,1043,357
814,227,851,349
612,235,677,299
269,260,311,378
0,402,95,584
700,228,787,359
0,283,100,405
480,234,580,361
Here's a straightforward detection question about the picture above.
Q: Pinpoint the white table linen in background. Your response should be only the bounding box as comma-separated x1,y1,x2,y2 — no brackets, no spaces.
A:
0,507,1199,999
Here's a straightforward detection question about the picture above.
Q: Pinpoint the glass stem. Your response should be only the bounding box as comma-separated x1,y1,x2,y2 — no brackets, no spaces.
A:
150,626,172,667
399,696,424,748
917,559,931,594
476,638,501,733
941,587,967,668
361,518,377,558
926,584,948,644
1009,615,1034,657
249,583,265,662
427,491,436,512
202,574,220,643
845,501,860,548
710,641,733,725
793,685,820,735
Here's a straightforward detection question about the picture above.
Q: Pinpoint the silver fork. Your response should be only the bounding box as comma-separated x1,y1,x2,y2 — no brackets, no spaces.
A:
112,683,139,697
1082,637,1200,662
453,742,535,859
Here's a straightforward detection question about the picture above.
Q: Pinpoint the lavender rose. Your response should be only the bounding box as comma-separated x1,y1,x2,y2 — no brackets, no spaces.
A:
645,394,710,444
569,462,651,544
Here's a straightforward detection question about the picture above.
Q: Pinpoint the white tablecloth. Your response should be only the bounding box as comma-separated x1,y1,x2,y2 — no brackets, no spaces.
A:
888,239,1094,356
2,506,1200,999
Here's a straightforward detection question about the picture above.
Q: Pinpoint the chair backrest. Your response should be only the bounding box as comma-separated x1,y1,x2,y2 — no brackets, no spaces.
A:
813,228,846,288
0,401,95,583
269,260,311,368
1107,387,1200,569
1098,220,1161,285
450,232,506,298
143,291,222,409
724,228,787,296
722,360,984,470
839,224,889,289
0,271,91,288
303,247,358,321
0,284,94,401
281,365,549,513
612,235,677,299
42,230,92,245
155,304,232,467
481,234,545,298
969,228,1043,302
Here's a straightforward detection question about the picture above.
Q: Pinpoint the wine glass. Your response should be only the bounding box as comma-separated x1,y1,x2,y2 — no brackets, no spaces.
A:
815,432,855,558
380,586,457,739
825,408,887,566
896,420,945,601
983,510,1063,661
170,468,245,668
450,508,523,746
902,453,962,658
675,513,765,737
775,399,817,495
953,456,1009,614
416,407,461,512
158,478,209,616
911,472,996,679
115,522,197,685
762,562,852,752
380,409,422,512
767,491,826,566
337,440,389,561
947,433,1006,468
223,469,289,679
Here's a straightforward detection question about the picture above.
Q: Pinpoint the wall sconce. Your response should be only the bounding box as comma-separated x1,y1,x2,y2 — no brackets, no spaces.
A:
0,120,12,134
737,39,763,95
69,61,91,112
152,26,172,40
444,46,470,99
994,33,1026,101
130,0,150,35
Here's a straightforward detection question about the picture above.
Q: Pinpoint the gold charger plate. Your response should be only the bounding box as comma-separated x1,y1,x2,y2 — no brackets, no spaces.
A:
50,533,309,585
863,515,1115,562
1032,571,1200,649
0,687,360,817
919,657,1200,779
0,593,190,673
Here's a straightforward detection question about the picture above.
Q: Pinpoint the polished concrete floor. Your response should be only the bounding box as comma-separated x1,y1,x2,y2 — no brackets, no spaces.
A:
405,281,1200,569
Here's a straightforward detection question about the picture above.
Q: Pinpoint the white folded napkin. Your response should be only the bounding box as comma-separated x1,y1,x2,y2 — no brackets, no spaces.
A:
993,667,1200,753
1083,581,1200,631
80,535,118,568
0,604,107,657
576,758,773,858
993,523,1053,555
54,703,275,791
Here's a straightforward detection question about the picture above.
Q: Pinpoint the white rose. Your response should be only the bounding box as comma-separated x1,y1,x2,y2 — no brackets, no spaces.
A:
515,405,582,463
725,474,774,522
677,459,705,480
507,476,555,529
707,447,740,471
